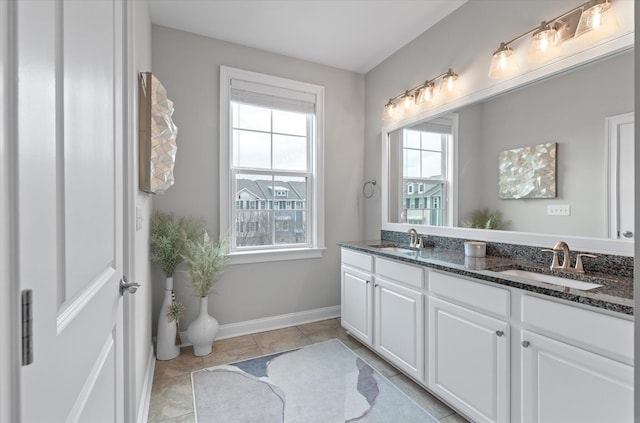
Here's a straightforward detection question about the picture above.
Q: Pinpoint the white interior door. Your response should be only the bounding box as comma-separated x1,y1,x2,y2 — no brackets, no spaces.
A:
607,112,634,240
17,1,126,422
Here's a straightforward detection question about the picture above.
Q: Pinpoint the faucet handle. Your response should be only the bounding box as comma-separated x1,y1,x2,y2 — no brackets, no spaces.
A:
541,249,561,270
575,253,597,273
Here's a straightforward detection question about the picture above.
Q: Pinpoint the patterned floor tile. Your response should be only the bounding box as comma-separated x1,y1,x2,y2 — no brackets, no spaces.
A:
148,374,193,421
252,326,311,354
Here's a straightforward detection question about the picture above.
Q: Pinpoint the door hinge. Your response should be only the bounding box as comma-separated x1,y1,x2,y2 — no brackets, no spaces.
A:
22,290,33,366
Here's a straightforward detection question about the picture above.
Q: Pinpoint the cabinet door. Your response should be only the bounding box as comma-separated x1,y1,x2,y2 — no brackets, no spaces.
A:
341,265,373,345
374,277,424,381
428,297,509,423
521,330,633,423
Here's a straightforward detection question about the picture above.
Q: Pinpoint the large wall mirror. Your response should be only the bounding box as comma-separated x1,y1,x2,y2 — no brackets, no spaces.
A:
383,47,634,256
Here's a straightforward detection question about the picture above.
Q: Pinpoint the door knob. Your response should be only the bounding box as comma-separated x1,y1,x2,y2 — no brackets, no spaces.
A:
623,231,633,238
120,277,141,295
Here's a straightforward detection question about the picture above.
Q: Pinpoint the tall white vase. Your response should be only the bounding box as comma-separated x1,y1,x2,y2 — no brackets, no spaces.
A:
156,277,180,360
188,296,219,356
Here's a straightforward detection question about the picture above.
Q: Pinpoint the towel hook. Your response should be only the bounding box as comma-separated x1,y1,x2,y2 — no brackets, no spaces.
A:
363,179,376,199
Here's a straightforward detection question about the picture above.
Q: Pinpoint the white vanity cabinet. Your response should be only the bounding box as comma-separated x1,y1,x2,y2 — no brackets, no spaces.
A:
428,271,510,423
373,257,424,381
520,295,633,423
341,249,374,346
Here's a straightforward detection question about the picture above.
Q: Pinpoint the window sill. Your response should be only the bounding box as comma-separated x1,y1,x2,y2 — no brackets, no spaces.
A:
227,247,326,265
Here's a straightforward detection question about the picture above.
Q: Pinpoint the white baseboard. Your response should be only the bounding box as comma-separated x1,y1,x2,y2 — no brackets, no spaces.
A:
136,344,155,423
178,305,341,346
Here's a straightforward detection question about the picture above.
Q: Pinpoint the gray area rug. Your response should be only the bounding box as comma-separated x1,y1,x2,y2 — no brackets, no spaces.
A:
191,339,438,422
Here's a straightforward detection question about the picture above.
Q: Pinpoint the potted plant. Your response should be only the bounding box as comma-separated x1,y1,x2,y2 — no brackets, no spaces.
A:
182,231,227,356
461,208,510,230
150,212,203,360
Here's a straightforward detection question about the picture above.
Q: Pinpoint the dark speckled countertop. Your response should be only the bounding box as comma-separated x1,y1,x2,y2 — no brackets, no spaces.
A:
338,240,634,316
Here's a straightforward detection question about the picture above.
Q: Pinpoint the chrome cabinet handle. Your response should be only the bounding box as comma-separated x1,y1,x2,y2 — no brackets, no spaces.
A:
623,231,633,238
521,340,531,348
496,330,504,337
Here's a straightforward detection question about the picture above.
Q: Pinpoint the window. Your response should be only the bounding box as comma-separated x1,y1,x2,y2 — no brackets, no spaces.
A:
220,67,325,263
402,128,450,226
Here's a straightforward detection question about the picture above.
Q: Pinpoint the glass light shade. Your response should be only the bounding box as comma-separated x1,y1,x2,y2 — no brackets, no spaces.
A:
488,44,519,79
528,25,562,63
439,70,459,98
400,91,414,111
574,0,619,43
383,100,397,121
415,82,435,104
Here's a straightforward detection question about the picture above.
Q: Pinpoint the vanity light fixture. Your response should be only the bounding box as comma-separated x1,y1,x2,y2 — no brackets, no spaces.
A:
488,0,619,79
382,69,460,121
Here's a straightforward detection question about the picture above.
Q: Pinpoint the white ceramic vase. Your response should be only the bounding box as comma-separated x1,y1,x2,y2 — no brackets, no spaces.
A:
188,296,219,356
156,277,180,360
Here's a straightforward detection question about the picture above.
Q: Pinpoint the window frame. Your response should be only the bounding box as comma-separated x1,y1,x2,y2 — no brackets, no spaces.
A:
220,66,325,264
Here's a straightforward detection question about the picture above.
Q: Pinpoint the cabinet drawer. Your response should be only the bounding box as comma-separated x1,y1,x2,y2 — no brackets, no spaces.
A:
522,295,633,363
429,270,510,318
341,248,372,272
375,257,423,288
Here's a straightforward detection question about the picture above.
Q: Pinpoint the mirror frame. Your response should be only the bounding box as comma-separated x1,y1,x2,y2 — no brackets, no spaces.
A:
381,33,634,256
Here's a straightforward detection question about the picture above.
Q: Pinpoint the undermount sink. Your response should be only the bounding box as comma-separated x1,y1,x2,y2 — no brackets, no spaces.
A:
368,244,415,254
498,269,603,291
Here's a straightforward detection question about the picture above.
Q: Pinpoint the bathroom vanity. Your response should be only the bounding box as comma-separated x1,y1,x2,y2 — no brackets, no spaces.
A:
338,241,633,423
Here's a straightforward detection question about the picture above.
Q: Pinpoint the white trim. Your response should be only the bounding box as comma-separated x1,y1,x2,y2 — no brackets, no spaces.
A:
176,305,341,345
606,112,634,240
381,34,635,257
0,0,18,421
220,66,325,262
135,345,155,423
227,247,326,265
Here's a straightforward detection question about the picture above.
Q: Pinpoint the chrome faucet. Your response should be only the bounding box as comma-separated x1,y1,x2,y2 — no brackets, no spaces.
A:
541,241,598,273
407,228,418,248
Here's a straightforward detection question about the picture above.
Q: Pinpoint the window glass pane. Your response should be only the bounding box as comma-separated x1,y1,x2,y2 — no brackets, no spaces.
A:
233,103,271,132
273,134,307,171
233,129,271,168
273,110,307,136
236,211,272,247
404,149,420,177
275,210,306,244
404,129,421,148
421,151,442,178
422,132,442,151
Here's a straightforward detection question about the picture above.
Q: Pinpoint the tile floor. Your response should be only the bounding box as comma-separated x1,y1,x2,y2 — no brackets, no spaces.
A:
148,318,468,422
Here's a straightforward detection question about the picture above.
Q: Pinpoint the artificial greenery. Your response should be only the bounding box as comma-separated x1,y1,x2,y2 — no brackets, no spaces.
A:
182,231,228,298
461,208,510,230
150,212,204,277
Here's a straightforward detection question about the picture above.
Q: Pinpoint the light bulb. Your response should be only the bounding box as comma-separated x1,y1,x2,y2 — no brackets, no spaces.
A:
528,22,562,63
401,91,414,110
440,69,459,98
575,0,619,43
489,43,519,79
383,100,397,121
416,82,435,104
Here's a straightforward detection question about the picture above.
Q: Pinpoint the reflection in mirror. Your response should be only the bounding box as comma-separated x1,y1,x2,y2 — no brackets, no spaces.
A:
387,49,633,240
388,115,455,227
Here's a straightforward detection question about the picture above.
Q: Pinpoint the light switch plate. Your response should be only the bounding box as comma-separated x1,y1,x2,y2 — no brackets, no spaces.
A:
547,205,570,216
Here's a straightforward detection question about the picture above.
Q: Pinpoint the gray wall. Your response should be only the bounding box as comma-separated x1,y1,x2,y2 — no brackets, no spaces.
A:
363,0,634,240
151,25,365,332
133,0,153,415
457,51,633,236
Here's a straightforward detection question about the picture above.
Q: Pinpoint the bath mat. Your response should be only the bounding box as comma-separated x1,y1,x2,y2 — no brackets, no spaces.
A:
191,339,438,422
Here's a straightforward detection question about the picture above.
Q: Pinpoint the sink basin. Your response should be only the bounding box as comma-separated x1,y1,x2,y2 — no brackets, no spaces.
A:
498,269,603,291
379,246,415,254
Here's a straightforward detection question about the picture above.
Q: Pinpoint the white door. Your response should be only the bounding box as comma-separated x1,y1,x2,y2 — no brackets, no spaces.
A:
374,278,424,380
607,112,634,240
521,330,633,423
428,297,509,423
17,1,127,422
341,266,373,345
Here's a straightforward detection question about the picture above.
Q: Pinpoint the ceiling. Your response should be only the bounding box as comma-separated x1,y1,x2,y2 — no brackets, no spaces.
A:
148,0,467,74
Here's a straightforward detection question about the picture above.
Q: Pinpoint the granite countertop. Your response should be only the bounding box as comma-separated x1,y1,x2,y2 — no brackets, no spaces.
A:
338,240,634,316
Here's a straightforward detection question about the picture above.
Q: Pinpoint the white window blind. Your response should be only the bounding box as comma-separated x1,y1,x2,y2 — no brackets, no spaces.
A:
230,78,316,114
